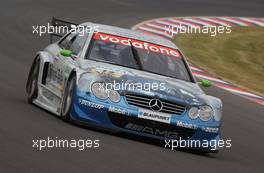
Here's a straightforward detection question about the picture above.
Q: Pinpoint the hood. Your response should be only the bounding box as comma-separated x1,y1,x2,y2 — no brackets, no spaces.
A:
79,60,207,105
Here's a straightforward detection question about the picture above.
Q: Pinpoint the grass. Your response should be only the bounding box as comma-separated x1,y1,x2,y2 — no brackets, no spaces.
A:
173,27,264,96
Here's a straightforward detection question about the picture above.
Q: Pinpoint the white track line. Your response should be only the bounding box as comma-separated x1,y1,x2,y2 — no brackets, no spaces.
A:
155,20,182,29
138,26,172,38
239,18,264,26
145,23,177,37
199,17,230,26
150,21,188,36
218,17,248,26
193,73,229,84
145,23,167,31
218,86,263,99
190,66,203,72
183,18,214,27
167,19,200,28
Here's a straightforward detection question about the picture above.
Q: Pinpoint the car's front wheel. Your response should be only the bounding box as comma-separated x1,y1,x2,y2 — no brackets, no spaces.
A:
26,57,40,103
61,75,76,121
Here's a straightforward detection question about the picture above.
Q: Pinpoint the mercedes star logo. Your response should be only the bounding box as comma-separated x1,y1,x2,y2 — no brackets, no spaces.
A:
149,99,163,112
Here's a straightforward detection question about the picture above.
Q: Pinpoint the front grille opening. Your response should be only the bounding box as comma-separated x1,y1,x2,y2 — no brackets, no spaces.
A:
125,93,186,115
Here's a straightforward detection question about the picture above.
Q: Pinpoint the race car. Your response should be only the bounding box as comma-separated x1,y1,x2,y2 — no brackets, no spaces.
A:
26,18,223,152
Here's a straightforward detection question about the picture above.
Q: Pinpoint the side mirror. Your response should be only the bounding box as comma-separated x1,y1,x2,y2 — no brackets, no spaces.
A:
60,49,72,57
201,80,212,87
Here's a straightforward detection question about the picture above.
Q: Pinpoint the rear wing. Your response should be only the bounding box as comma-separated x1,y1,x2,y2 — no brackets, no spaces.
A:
49,17,78,43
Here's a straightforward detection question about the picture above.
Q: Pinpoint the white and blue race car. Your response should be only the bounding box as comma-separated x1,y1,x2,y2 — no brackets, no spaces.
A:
26,18,223,152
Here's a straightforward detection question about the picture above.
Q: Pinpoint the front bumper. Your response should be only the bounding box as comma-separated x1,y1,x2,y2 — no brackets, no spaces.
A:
70,89,221,151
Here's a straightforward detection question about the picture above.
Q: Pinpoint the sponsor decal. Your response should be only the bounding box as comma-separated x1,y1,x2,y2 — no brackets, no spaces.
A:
93,32,181,58
176,121,198,130
202,127,219,133
125,123,178,139
89,66,130,78
79,99,104,109
47,64,63,85
138,109,171,123
109,106,130,116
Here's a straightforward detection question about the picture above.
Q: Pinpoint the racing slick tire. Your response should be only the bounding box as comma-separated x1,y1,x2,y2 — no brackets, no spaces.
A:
61,74,76,121
26,57,40,104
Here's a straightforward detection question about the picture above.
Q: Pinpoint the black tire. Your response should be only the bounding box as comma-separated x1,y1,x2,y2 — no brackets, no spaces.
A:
61,75,76,121
26,58,40,103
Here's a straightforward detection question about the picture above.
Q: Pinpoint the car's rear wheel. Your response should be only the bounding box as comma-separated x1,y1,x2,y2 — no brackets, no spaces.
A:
26,57,40,103
61,75,76,121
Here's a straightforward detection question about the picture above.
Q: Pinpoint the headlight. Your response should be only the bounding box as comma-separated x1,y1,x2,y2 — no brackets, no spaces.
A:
91,82,108,100
199,105,213,121
188,107,199,119
78,79,91,92
91,82,121,102
108,90,121,103
188,105,213,121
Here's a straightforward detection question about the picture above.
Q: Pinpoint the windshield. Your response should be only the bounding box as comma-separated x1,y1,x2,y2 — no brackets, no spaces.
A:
86,32,192,82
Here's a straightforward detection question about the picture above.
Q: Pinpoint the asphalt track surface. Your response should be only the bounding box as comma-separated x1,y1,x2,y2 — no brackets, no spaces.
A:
0,0,264,173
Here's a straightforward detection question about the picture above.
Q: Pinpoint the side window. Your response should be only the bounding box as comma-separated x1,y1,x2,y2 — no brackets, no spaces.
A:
59,30,88,56
59,33,75,50
70,34,87,55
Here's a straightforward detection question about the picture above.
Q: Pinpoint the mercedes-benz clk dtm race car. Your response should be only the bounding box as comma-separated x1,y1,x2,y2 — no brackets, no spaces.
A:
26,18,223,152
